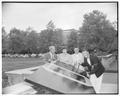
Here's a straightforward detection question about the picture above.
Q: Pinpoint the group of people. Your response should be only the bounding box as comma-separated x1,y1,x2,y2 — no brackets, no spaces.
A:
43,46,105,93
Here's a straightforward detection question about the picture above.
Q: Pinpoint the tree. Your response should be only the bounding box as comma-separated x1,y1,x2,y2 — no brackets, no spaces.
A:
67,29,78,53
79,10,117,52
25,30,39,54
112,21,117,31
52,28,64,53
2,27,9,54
8,28,27,54
46,20,55,31
38,21,64,53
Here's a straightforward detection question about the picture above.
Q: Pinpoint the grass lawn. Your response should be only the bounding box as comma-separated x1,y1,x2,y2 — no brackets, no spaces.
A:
2,57,45,72
2,57,118,93
2,57,61,93
2,57,45,88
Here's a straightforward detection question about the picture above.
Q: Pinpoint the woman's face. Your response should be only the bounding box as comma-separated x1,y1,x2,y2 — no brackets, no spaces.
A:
82,51,89,58
74,48,79,54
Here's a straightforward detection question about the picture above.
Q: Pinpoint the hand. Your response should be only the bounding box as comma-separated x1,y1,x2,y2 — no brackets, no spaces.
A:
91,65,94,70
86,72,90,78
48,59,51,62
84,67,89,71
87,72,91,75
51,61,57,64
77,69,84,73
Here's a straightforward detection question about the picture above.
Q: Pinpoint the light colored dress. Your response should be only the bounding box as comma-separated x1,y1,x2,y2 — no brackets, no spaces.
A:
72,53,84,71
58,53,73,65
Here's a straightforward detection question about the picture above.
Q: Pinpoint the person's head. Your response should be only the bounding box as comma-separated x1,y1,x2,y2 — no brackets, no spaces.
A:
62,49,67,54
82,50,90,58
49,46,56,53
74,48,79,54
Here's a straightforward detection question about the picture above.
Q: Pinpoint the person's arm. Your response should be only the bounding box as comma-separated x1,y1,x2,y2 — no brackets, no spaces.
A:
81,54,84,64
78,53,84,64
71,55,77,71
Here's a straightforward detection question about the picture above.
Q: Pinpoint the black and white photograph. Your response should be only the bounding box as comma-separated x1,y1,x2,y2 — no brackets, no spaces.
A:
2,1,118,95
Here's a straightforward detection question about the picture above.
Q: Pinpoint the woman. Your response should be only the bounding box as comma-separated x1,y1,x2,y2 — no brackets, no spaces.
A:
82,50,105,93
72,48,84,72
58,48,72,65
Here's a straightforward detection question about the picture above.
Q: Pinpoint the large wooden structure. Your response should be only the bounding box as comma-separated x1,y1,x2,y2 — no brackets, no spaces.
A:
4,60,118,94
25,63,95,93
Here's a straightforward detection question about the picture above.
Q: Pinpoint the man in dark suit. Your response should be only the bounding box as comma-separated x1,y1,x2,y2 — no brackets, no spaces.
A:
43,46,57,63
82,51,105,78
82,50,105,93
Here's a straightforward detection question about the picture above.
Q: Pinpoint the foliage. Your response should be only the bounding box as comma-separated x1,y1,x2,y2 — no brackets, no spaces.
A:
8,28,27,54
2,27,9,54
2,11,118,54
67,29,79,53
79,10,117,53
46,20,55,30
25,30,39,54
38,22,64,53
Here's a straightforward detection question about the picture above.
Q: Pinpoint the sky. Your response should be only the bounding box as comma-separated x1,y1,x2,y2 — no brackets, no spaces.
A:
2,3,117,33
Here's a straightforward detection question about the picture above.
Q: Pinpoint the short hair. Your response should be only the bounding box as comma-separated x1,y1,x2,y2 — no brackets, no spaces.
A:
62,46,67,50
82,50,90,55
62,48,67,52
49,46,55,50
82,48,89,52
62,48,67,50
74,48,79,50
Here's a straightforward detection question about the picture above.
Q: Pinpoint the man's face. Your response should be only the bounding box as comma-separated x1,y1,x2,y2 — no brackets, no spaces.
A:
62,49,67,54
74,48,79,54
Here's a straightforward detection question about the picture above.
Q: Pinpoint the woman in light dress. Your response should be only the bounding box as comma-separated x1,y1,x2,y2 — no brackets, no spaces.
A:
58,48,85,72
58,48,72,65
72,48,85,73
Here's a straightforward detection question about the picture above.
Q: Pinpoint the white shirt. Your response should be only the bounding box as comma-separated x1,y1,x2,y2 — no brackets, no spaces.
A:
72,53,84,65
72,53,84,71
58,53,72,64
49,52,53,59
49,52,56,61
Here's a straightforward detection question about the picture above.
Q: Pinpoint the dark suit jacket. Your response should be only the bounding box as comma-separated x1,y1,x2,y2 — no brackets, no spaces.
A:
81,57,91,72
82,55,105,78
43,52,57,63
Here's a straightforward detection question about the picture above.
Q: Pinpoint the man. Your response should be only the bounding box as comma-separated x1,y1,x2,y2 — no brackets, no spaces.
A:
43,46,57,63
72,48,84,72
82,50,105,93
58,48,72,64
